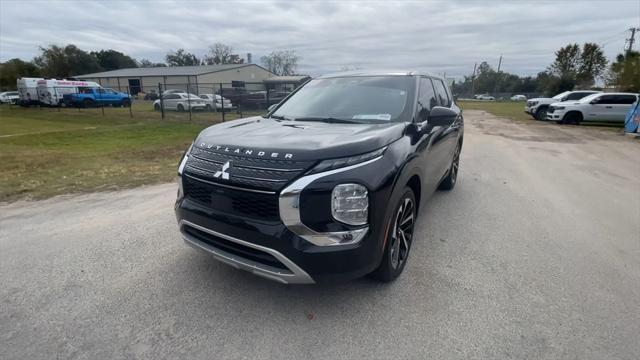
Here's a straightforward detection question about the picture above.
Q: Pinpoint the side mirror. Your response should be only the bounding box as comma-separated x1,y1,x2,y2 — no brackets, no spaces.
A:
428,106,458,127
413,106,457,133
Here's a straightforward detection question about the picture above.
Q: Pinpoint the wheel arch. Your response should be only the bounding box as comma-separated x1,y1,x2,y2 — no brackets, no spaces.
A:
406,175,422,213
563,110,584,122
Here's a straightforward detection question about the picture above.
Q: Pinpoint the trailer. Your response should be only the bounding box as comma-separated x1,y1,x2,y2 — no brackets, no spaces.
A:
36,79,102,106
17,77,44,106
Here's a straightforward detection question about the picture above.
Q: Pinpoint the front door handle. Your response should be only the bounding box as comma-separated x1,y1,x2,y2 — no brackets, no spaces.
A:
605,106,613,109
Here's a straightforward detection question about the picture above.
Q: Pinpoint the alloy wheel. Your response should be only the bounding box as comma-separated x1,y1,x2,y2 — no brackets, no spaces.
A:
389,197,415,270
451,145,461,185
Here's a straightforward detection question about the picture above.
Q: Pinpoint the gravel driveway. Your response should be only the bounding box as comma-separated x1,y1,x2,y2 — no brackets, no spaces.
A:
1,110,638,360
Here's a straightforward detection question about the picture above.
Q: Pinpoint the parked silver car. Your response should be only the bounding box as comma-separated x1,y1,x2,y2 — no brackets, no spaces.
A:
199,94,233,111
153,93,207,112
0,91,20,104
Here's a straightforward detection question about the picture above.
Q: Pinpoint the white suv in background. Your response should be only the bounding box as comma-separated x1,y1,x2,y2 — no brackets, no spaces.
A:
546,92,639,124
526,90,600,120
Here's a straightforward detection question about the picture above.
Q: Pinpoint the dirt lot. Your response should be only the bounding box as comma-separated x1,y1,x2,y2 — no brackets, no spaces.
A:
1,110,638,359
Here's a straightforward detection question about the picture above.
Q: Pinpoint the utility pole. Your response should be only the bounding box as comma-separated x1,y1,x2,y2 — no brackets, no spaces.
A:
626,27,640,53
470,62,477,97
493,55,503,96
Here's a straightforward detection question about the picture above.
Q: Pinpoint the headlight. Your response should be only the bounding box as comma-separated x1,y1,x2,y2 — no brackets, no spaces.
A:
308,147,386,175
332,183,368,225
529,101,538,106
177,142,193,175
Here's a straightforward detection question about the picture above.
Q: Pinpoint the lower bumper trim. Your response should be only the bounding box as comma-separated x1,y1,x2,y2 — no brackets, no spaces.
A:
179,220,315,284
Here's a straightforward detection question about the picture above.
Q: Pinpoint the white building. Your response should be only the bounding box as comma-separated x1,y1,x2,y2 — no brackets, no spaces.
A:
76,64,275,95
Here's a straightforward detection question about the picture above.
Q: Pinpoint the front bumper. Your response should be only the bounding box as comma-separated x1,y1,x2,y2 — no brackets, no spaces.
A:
546,110,565,121
175,154,393,284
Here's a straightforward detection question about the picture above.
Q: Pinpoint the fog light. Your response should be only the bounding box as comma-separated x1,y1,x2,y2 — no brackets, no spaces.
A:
332,184,368,225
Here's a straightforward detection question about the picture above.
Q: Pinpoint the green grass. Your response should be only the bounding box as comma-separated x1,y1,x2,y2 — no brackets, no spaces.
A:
458,100,532,121
0,103,260,202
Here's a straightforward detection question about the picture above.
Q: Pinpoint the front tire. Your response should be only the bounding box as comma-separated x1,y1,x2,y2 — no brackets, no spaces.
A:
121,99,131,107
534,107,548,120
82,99,95,108
562,112,582,125
177,104,185,112
371,187,417,282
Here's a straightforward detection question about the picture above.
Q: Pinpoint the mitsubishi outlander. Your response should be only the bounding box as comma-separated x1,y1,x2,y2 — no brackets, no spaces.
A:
175,71,464,284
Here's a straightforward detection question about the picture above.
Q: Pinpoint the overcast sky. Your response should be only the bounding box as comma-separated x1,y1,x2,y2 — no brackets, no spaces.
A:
1,0,639,78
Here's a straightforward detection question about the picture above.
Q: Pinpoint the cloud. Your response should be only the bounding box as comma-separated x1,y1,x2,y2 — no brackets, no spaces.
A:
1,0,638,78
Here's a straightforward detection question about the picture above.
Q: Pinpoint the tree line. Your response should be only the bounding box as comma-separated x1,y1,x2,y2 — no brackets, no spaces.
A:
0,43,301,89
452,42,639,97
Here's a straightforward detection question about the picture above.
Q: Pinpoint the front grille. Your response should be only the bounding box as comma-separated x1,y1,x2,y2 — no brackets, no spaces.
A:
183,224,288,270
183,175,280,221
185,147,314,192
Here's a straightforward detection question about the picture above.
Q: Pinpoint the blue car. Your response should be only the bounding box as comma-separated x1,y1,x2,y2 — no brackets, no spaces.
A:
64,87,132,107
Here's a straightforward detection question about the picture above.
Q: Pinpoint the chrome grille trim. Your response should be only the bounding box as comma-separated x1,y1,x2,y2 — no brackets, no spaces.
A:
180,220,315,284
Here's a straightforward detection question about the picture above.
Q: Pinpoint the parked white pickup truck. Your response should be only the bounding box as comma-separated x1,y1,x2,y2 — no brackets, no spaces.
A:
525,90,599,120
546,92,639,124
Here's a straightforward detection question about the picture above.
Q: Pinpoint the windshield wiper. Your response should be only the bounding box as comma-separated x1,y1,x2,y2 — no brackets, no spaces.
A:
293,117,360,124
270,114,294,121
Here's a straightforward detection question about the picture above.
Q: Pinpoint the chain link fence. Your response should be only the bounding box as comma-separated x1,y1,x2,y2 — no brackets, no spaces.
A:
8,81,300,123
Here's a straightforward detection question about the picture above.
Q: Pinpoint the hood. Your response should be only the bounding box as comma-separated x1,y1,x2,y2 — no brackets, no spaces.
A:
528,97,554,102
194,116,405,161
550,101,581,107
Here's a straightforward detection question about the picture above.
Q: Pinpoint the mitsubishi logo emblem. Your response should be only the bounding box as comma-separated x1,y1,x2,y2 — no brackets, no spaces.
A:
214,161,231,180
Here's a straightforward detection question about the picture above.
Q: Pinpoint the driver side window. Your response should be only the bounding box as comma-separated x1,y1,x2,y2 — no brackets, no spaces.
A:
416,78,437,122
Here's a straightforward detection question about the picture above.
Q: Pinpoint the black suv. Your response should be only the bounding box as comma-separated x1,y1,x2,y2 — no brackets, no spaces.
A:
175,71,463,283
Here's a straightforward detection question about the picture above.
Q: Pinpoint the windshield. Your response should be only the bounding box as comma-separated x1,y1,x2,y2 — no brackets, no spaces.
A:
272,76,414,123
552,91,570,100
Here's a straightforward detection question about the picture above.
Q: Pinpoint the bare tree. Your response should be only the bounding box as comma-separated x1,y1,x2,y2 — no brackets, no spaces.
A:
203,43,244,65
260,50,300,76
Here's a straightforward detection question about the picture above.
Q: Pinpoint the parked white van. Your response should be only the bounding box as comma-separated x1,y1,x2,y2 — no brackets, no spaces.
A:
36,79,102,106
17,77,44,105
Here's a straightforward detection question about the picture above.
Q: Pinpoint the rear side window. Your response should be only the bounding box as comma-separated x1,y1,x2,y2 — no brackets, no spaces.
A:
617,95,638,104
417,77,437,121
432,79,451,107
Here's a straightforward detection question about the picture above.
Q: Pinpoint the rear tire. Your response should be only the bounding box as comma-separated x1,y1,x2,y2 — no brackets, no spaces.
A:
82,99,95,108
205,104,212,112
438,142,461,191
371,187,417,282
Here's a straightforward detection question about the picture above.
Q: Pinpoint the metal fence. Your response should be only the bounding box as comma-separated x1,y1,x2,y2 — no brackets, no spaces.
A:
9,81,302,122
